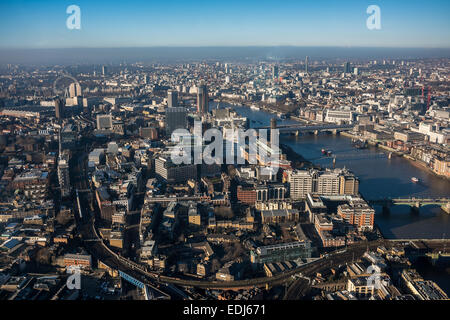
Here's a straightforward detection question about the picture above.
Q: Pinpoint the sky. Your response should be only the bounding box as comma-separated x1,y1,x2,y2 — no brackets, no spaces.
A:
0,0,450,49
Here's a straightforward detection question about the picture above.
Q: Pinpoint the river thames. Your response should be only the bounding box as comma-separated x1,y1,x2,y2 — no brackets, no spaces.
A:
211,102,450,240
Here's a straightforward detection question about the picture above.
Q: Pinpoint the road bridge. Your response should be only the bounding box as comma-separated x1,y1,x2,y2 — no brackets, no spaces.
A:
255,123,354,135
368,197,450,213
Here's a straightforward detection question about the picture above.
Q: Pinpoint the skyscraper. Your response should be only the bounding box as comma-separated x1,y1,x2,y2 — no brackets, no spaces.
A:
167,90,178,108
197,83,209,115
69,82,82,97
58,149,71,198
305,56,309,74
344,62,351,74
55,98,64,121
165,107,187,137
272,65,279,79
102,65,107,76
270,118,277,147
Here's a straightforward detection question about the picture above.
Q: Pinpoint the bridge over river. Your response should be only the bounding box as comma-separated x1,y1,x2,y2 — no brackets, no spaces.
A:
254,123,355,135
367,197,450,213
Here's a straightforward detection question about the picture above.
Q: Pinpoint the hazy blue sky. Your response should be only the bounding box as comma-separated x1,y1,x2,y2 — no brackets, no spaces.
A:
1,0,449,48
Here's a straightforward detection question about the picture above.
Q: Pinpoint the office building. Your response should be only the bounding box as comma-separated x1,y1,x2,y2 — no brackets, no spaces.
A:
289,169,359,199
60,124,77,149
344,61,351,74
197,83,209,115
325,110,354,124
69,82,82,98
165,107,187,137
96,114,113,130
289,170,313,199
58,150,71,198
272,65,279,79
339,174,360,195
167,90,178,108
270,118,277,145
55,98,64,120
155,156,197,184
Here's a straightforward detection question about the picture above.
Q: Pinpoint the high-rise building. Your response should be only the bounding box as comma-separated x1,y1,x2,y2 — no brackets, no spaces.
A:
289,168,359,199
270,118,277,147
344,61,351,74
290,170,314,200
339,174,360,195
69,82,82,98
197,83,209,115
102,65,107,76
305,56,309,74
155,156,197,184
165,107,187,137
55,98,64,120
272,65,279,79
96,114,113,130
58,150,71,198
167,90,178,108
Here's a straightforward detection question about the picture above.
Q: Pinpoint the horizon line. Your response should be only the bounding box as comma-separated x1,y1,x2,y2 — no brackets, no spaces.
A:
2,45,450,50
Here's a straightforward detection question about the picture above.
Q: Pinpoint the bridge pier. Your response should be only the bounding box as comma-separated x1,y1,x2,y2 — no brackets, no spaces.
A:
410,205,420,215
295,130,299,137
382,205,390,215
442,203,450,214
332,129,338,135
314,130,319,135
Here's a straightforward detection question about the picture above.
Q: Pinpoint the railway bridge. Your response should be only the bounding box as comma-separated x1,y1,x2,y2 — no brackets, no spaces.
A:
255,123,355,135
368,197,450,213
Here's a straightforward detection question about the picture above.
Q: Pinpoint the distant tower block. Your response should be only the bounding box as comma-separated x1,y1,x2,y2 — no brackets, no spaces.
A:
197,82,209,115
270,118,277,145
272,65,279,79
55,98,64,121
305,56,309,74
167,90,178,108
